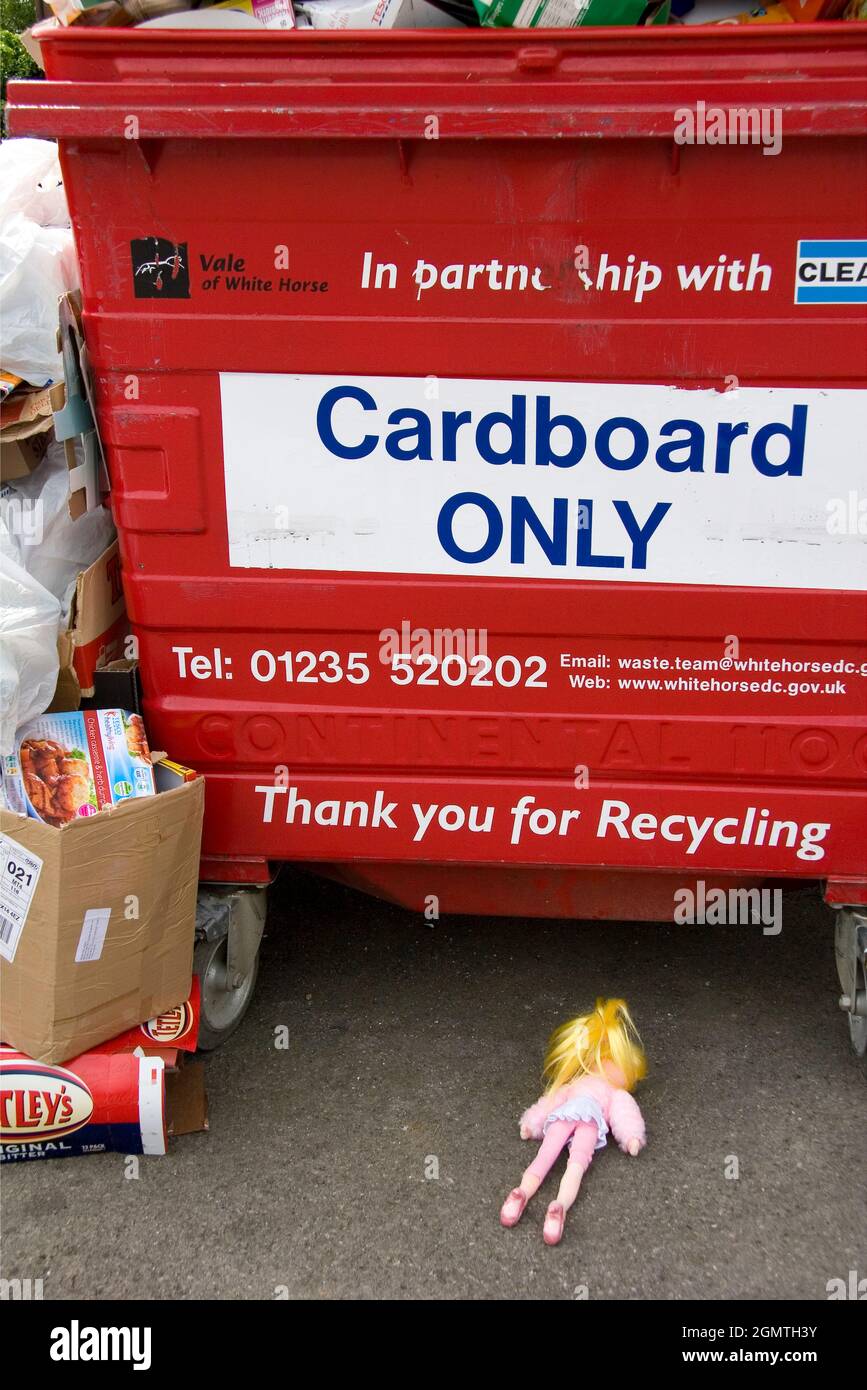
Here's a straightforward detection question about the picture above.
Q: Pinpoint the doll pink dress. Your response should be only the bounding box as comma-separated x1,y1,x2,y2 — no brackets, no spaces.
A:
520,1072,646,1180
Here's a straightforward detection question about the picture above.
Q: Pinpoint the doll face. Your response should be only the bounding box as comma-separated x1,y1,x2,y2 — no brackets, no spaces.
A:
602,1059,627,1088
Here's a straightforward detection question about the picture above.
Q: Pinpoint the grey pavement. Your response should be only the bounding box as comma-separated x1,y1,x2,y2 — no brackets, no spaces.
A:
2,872,864,1301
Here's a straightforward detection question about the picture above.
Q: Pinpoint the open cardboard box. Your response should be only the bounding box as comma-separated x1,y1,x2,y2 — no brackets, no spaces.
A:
0,757,204,1065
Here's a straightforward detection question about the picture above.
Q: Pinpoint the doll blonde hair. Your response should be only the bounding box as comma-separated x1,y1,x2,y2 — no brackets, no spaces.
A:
542,998,647,1095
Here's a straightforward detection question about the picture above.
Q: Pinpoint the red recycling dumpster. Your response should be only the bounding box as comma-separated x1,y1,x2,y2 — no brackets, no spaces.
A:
9,26,867,933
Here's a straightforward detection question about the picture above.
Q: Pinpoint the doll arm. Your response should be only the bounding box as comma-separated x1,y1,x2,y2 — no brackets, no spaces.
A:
609,1088,647,1154
519,1086,571,1140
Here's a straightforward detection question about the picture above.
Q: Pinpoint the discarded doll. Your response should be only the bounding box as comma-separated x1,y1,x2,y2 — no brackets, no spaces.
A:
500,998,647,1246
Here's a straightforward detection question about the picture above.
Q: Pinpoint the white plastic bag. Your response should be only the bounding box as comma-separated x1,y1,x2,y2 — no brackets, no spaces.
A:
0,440,116,620
0,549,62,757
0,139,70,229
0,213,79,386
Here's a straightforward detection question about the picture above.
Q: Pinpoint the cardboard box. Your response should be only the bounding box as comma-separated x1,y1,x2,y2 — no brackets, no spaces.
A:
0,383,64,484
49,539,129,709
0,431,52,481
0,773,204,1064
0,982,207,1162
0,375,100,510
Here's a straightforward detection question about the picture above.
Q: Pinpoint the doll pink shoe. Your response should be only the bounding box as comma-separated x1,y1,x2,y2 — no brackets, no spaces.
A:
543,1202,566,1246
500,1188,528,1227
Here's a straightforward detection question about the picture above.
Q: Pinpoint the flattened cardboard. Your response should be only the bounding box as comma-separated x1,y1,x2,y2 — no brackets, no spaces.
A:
1,294,107,506
0,383,63,432
165,1062,208,1139
0,431,51,481
56,292,108,515
48,539,129,708
68,539,127,693
0,384,64,483
19,21,59,68
0,775,204,1064
51,635,81,715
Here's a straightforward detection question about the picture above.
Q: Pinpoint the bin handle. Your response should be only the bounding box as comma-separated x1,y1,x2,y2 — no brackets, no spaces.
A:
516,46,561,73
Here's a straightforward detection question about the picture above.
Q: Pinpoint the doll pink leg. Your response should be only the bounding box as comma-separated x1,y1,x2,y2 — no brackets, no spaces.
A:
526,1120,577,1182
543,1121,598,1246
500,1121,575,1227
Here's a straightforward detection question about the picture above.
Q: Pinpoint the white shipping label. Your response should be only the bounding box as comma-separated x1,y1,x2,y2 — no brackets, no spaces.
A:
220,374,867,590
0,837,43,964
75,908,111,964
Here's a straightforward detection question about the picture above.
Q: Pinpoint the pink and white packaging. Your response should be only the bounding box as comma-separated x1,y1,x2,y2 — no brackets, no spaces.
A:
231,0,296,27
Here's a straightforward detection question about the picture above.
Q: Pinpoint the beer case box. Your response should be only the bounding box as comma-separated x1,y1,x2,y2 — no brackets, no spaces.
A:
0,1047,208,1162
0,771,204,1064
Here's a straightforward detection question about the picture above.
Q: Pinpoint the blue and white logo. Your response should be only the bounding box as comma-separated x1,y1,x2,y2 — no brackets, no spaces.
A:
795,240,867,305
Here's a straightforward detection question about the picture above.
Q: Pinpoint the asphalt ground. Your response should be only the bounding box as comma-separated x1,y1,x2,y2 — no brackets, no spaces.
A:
2,870,864,1301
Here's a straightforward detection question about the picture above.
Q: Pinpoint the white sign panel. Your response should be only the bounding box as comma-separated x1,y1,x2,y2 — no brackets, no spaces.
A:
220,374,867,590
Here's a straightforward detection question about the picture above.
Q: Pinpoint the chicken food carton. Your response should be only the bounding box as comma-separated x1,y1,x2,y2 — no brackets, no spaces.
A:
2,709,155,825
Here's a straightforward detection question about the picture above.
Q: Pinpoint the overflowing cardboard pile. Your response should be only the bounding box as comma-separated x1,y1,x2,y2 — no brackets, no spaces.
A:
0,143,207,1164
1,980,208,1162
1,382,64,480
2,289,124,740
